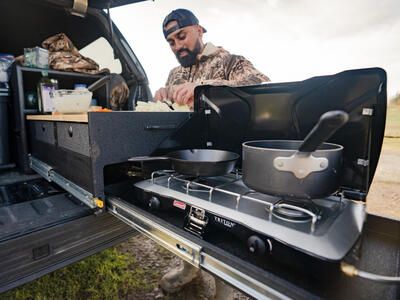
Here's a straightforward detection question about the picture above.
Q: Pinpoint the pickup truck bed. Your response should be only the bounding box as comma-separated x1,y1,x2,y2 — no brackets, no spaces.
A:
0,170,137,293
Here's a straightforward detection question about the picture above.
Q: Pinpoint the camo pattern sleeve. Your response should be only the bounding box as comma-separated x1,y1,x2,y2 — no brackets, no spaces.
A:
165,66,190,86
200,55,270,86
164,44,270,87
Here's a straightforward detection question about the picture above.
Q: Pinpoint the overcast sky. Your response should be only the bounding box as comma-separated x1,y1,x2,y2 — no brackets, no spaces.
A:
111,0,400,99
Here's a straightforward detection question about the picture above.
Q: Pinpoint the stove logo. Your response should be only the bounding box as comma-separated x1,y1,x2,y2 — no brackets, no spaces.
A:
214,216,236,228
173,200,187,210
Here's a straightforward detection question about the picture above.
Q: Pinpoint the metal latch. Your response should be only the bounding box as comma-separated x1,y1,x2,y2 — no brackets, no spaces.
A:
357,159,369,167
70,0,88,17
184,206,208,238
362,108,374,116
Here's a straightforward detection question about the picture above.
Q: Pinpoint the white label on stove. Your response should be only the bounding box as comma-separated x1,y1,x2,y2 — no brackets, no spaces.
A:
214,216,236,228
173,200,187,210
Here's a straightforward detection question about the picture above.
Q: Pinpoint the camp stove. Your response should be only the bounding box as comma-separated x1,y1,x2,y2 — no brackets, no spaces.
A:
134,170,366,261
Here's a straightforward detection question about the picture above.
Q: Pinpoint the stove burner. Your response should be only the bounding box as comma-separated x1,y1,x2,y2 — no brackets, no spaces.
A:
269,199,322,223
181,179,210,193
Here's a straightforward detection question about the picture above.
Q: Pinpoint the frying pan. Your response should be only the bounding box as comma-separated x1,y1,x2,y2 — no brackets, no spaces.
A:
128,149,239,177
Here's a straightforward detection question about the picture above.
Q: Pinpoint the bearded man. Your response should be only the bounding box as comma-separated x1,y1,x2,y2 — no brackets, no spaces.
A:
155,9,270,295
154,8,270,108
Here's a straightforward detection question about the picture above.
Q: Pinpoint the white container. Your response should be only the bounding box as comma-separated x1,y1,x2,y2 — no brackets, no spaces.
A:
51,89,92,113
0,71,8,82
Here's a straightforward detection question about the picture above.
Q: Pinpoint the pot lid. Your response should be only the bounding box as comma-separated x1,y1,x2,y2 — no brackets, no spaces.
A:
194,68,387,200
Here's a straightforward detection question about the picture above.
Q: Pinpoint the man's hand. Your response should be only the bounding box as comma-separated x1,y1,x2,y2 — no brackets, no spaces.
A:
154,87,169,102
171,82,199,108
154,83,199,108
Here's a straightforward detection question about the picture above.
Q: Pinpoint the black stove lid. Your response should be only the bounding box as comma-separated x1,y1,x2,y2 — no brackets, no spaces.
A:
194,68,387,200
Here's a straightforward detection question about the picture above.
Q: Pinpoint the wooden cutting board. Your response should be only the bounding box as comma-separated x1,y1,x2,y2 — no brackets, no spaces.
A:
26,113,88,123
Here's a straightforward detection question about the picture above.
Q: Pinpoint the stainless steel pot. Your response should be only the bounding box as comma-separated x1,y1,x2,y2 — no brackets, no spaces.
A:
242,111,349,199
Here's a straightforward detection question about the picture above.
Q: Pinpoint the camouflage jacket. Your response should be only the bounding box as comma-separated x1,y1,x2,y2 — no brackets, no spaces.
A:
166,43,270,87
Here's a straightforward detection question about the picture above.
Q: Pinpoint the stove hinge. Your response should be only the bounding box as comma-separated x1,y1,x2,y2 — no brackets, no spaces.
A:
341,189,367,201
184,206,209,238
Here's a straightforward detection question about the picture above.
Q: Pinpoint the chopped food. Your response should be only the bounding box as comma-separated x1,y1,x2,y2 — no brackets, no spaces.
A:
172,102,192,111
135,101,191,112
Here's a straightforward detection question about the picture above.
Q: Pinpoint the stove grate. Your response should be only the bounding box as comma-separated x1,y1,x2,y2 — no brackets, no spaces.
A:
150,170,321,232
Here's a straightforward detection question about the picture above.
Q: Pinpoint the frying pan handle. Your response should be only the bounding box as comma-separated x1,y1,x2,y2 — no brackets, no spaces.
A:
298,110,349,153
128,156,170,162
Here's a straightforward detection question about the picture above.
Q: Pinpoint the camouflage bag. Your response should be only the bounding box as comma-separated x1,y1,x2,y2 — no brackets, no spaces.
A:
42,33,109,74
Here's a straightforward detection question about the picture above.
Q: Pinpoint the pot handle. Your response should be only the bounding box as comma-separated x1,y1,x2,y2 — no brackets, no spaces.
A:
128,156,170,162
298,110,349,153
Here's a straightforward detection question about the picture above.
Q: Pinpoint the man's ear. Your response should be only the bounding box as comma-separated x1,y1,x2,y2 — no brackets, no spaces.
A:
197,25,204,37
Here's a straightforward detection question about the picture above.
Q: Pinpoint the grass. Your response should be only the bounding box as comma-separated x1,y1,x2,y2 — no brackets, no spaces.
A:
382,136,400,151
385,104,400,137
0,248,154,300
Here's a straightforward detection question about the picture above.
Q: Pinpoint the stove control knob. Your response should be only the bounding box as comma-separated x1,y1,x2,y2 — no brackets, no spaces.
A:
247,236,271,255
148,196,160,210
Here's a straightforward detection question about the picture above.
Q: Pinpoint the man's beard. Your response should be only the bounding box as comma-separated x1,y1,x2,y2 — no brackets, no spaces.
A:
175,40,202,68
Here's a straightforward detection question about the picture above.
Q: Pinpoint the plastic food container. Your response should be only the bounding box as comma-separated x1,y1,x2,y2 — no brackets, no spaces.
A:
51,89,93,113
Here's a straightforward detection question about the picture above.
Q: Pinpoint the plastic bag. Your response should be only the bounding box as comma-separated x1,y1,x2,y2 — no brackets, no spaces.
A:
24,47,49,69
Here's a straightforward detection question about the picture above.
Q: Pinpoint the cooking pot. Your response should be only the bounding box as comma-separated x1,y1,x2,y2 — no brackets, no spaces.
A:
242,110,349,199
128,149,239,177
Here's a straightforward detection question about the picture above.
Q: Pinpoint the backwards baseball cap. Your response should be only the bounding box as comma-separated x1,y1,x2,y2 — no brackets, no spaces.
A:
163,9,207,39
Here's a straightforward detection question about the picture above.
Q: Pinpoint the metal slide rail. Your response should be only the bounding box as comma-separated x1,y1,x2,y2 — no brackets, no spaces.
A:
29,156,96,208
107,196,292,300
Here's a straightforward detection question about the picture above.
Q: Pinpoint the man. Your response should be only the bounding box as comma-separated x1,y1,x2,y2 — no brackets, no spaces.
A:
156,9,270,296
154,8,270,108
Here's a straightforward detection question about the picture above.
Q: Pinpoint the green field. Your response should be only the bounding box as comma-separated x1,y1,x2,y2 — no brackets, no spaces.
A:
385,104,400,137
368,103,400,219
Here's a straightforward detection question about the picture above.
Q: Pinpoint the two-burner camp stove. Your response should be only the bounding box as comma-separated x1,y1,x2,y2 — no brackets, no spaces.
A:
134,170,366,261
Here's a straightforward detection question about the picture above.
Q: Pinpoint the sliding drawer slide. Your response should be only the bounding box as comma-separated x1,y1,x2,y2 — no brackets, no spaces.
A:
30,156,97,209
107,196,291,300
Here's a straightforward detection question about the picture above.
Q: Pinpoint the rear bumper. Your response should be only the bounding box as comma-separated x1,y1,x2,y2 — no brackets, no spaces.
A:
0,212,136,293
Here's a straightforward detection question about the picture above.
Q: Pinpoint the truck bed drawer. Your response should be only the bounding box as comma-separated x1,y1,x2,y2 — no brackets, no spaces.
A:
57,123,90,157
31,121,55,145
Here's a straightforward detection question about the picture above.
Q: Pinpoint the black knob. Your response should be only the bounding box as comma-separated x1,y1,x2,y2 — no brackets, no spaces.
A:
148,196,160,210
68,126,73,137
247,236,271,255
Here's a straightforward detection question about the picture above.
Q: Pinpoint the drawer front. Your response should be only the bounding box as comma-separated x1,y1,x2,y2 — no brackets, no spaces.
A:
32,121,56,145
57,123,90,156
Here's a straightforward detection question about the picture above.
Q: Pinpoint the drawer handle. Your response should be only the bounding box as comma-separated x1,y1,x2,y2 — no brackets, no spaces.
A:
68,126,73,137
41,124,46,132
145,124,178,130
